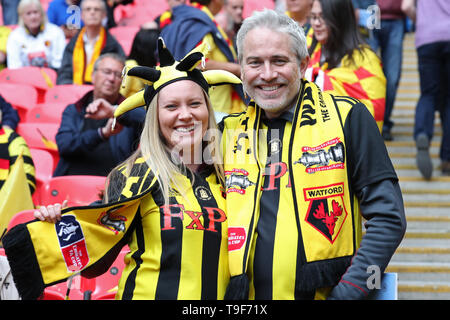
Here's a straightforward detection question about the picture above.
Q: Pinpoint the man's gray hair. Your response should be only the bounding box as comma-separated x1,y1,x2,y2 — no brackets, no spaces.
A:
236,9,309,64
93,53,126,71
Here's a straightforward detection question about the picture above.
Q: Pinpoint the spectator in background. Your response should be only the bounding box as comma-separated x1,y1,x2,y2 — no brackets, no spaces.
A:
372,0,409,141
0,95,20,131
161,0,246,116
0,26,11,71
56,0,125,85
54,53,144,177
408,0,450,179
154,0,186,31
103,0,134,29
6,0,66,70
1,0,20,25
47,0,83,39
352,0,377,50
0,109,35,194
215,0,244,53
285,0,313,32
120,26,160,98
305,0,386,132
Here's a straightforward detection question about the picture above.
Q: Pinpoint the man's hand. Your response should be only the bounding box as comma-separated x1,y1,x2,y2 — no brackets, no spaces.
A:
101,117,123,139
85,98,116,120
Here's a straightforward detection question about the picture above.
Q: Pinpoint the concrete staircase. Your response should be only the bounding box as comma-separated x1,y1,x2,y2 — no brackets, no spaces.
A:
383,33,450,300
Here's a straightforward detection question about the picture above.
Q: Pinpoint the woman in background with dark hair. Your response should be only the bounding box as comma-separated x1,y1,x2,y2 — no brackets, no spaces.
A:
305,0,386,132
120,26,160,98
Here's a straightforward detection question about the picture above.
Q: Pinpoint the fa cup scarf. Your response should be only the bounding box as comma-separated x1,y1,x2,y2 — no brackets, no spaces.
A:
2,159,157,300
222,81,362,298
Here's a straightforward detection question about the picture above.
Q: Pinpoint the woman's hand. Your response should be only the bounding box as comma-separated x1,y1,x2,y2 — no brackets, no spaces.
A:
34,200,68,223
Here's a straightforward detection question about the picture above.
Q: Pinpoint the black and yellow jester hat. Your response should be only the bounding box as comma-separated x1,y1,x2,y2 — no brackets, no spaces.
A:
114,37,242,119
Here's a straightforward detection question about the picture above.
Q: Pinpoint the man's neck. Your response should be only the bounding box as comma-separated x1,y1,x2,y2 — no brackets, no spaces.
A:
93,93,119,105
84,25,102,40
263,92,302,122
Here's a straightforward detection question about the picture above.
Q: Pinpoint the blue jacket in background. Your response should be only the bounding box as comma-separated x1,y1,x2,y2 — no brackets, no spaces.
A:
53,90,145,176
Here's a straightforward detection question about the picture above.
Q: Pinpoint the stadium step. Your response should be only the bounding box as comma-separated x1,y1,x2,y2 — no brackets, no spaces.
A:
383,32,450,300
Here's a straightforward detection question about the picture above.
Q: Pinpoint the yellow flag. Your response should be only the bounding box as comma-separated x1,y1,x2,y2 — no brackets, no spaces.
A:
0,154,34,236
37,128,58,150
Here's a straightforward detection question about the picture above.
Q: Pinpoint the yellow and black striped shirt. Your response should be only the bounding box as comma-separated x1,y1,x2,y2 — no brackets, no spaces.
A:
112,161,229,300
0,127,35,194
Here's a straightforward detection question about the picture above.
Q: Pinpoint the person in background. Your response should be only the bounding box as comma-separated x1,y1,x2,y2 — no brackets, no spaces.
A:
0,95,20,131
160,0,247,117
222,8,405,300
352,0,377,50
47,0,83,40
215,0,244,53
285,0,313,32
0,109,35,194
6,0,66,70
103,0,134,29
54,53,143,177
305,0,386,132
120,26,160,98
372,0,409,141
56,0,125,85
154,0,186,31
406,0,450,179
0,26,11,71
1,0,20,25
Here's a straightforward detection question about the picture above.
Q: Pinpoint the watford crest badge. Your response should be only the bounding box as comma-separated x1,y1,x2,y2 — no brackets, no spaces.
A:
303,183,348,243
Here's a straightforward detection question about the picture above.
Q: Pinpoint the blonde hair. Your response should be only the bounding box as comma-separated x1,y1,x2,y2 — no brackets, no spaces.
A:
17,0,47,28
105,88,224,205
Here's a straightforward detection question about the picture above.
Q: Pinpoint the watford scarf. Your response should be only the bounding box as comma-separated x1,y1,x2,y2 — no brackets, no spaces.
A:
223,81,361,299
306,31,386,132
2,159,157,300
73,27,106,84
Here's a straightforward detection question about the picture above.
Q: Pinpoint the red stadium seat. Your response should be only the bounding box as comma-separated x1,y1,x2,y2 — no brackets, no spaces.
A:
44,275,85,300
109,26,139,56
114,0,167,26
243,0,274,18
40,175,106,207
7,209,35,230
29,148,55,205
44,84,92,105
90,247,129,300
16,122,60,167
25,103,66,124
0,83,38,121
38,290,65,300
0,67,57,103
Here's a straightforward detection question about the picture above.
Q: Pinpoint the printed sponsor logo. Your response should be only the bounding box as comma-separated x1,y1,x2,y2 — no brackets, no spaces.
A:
228,227,246,251
55,215,89,272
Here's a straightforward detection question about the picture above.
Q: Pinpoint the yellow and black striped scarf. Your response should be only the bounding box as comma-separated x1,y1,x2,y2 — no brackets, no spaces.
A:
222,81,362,299
3,158,229,300
0,127,35,194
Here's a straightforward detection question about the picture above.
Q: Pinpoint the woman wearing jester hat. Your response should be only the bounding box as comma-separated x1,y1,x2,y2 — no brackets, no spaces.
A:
2,38,241,300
